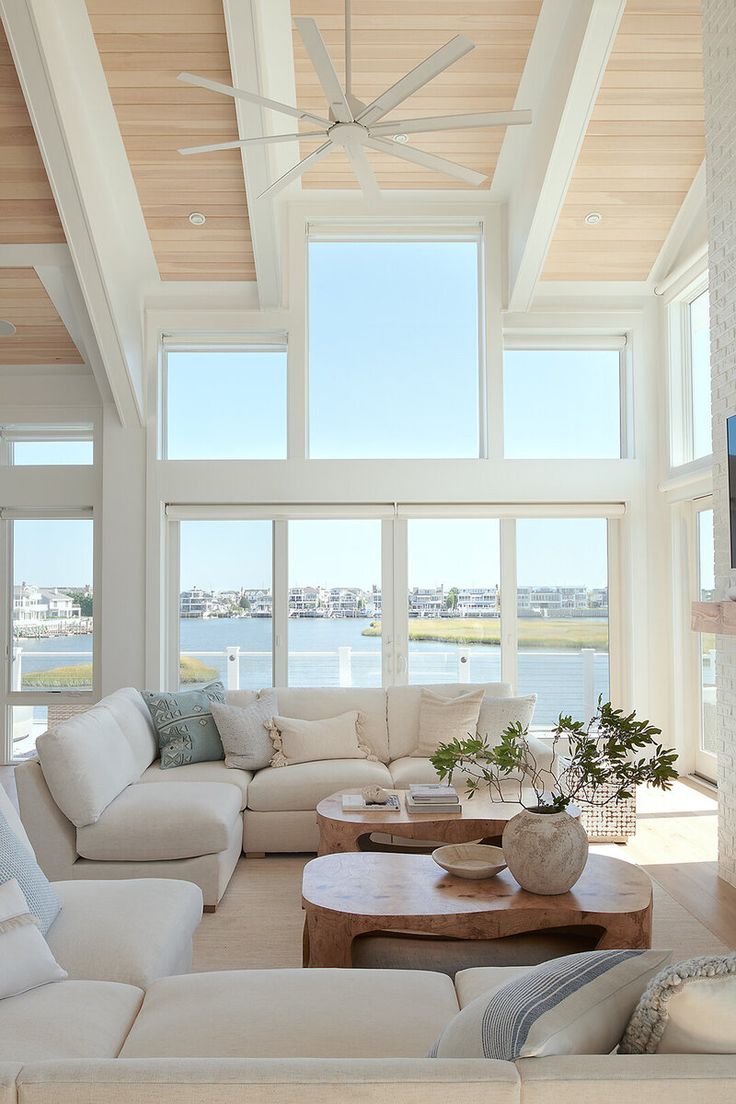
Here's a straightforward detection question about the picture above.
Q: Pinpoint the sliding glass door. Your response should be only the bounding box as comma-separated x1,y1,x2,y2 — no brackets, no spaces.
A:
168,508,616,713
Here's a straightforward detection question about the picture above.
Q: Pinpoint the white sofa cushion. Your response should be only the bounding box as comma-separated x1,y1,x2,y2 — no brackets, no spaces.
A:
0,880,66,1000
120,969,460,1059
36,705,140,828
76,782,242,862
477,694,538,743
138,760,251,811
101,688,158,775
387,683,512,761
0,980,143,1061
246,759,393,812
390,756,472,790
270,688,390,763
47,879,203,989
267,711,377,767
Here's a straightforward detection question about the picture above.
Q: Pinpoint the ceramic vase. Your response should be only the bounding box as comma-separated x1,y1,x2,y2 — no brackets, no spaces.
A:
502,806,589,895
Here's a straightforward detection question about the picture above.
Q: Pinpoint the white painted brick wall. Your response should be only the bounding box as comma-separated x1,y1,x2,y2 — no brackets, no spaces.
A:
703,0,736,886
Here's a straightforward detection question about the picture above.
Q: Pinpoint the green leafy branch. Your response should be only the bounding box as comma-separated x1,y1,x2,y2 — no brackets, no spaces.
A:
430,696,678,814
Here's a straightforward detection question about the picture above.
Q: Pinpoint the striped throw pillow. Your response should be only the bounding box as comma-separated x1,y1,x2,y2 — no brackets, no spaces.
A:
431,949,671,1060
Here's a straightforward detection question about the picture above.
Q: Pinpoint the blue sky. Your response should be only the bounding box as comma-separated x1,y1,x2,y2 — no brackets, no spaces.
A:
175,516,608,592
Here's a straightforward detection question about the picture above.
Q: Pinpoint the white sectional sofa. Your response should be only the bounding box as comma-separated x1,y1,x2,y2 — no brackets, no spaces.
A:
0,783,202,990
16,681,546,909
0,964,734,1102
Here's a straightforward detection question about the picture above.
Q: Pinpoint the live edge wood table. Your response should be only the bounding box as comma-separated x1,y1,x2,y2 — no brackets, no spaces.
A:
301,852,653,968
315,789,529,856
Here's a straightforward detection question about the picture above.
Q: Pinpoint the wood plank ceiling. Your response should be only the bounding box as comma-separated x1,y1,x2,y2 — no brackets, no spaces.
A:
291,0,542,190
0,25,64,244
0,269,83,365
86,0,255,282
544,0,705,281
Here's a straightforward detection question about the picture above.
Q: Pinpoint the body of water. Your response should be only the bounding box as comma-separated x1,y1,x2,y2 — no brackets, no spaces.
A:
14,616,610,725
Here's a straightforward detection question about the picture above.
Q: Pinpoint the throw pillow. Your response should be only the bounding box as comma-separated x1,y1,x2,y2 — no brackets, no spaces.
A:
211,690,278,770
430,949,671,1060
0,808,60,935
476,694,537,743
620,953,736,1054
0,880,66,1000
413,689,485,757
266,711,378,767
142,682,226,770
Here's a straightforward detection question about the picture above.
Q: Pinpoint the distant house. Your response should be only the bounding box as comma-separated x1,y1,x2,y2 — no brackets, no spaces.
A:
180,586,217,618
13,584,80,624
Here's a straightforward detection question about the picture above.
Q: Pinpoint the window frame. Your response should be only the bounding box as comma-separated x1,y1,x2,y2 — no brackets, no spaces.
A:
164,504,621,713
304,225,487,461
501,337,630,461
667,273,711,471
0,507,97,761
159,336,289,462
0,424,94,467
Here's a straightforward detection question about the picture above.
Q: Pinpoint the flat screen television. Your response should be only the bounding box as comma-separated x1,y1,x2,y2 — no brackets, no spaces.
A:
729,415,736,568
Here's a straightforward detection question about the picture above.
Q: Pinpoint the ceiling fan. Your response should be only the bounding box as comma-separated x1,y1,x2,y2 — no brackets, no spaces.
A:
176,1,532,200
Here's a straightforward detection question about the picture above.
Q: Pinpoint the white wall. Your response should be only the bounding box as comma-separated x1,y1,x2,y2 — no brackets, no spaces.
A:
703,0,736,887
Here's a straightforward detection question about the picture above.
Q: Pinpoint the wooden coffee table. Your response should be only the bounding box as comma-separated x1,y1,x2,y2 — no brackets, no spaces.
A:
302,852,652,968
316,789,529,856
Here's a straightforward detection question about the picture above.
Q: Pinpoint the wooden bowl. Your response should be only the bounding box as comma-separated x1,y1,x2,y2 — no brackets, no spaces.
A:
432,843,507,880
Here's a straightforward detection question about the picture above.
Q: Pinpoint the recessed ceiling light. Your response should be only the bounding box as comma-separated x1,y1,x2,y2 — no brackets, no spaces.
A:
392,133,409,144
584,211,602,226
188,211,207,226
0,320,16,336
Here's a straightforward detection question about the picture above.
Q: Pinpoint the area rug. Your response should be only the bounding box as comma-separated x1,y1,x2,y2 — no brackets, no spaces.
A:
191,855,727,974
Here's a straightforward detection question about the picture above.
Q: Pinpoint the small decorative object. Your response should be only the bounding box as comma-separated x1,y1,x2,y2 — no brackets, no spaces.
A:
431,698,678,895
361,785,390,805
432,843,506,880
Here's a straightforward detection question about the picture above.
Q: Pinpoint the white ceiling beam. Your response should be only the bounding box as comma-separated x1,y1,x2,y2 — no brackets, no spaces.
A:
649,161,707,290
491,0,626,312
0,0,160,426
222,0,292,310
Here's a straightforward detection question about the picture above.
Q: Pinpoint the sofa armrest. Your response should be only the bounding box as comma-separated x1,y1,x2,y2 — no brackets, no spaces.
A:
14,758,78,880
516,1053,736,1104
17,1058,519,1104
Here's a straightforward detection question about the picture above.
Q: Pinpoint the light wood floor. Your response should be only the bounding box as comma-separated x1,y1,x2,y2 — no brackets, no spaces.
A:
2,767,734,950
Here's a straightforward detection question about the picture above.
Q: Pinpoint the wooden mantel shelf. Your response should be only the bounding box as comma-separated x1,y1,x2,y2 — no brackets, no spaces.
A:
692,601,736,634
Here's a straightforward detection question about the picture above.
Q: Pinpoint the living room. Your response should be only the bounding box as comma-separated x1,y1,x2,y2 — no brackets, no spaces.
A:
0,0,734,1098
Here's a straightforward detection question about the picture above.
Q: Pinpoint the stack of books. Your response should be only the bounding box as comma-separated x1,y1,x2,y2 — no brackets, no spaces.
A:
405,783,462,814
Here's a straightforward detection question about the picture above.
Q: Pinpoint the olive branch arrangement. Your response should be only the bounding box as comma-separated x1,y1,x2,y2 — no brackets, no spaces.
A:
430,698,679,814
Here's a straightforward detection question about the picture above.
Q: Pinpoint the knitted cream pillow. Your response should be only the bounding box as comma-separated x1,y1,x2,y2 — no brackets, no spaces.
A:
413,688,484,757
620,953,736,1054
265,711,378,767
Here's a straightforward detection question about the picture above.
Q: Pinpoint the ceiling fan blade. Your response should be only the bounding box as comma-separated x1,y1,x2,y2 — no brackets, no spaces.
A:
363,136,486,187
179,131,328,156
356,35,474,127
344,144,381,201
294,17,353,123
178,72,330,127
257,141,335,201
370,109,533,137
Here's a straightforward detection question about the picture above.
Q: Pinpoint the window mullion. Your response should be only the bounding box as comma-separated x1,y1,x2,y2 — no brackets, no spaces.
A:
500,518,517,691
272,521,289,686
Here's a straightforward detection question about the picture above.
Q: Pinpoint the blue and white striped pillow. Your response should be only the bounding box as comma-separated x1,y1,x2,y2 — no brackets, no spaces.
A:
432,949,671,1060
0,809,61,935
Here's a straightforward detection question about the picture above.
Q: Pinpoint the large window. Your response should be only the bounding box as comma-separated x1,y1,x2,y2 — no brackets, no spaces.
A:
308,239,482,458
407,519,501,684
689,290,711,460
504,348,622,459
288,520,382,687
168,511,614,717
10,517,94,697
164,345,287,460
178,521,272,690
516,518,609,726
